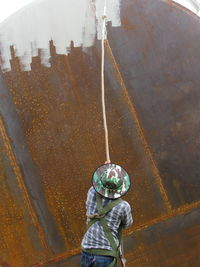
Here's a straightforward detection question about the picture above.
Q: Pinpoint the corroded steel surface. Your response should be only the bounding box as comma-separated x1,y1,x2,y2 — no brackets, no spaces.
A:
0,0,200,266
42,205,200,267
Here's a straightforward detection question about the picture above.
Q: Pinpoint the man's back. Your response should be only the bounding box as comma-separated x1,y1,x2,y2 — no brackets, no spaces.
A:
81,187,133,251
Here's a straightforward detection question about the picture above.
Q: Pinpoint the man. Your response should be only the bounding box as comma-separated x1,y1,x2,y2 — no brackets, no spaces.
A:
81,163,133,267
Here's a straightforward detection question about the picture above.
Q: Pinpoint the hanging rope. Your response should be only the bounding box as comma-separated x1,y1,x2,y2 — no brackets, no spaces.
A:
101,2,126,266
101,0,111,163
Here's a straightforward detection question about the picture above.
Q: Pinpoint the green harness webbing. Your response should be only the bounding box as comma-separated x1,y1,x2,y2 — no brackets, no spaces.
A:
83,193,123,267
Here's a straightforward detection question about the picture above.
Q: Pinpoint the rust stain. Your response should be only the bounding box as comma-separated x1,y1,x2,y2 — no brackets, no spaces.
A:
0,261,11,267
63,52,101,164
30,248,81,267
128,199,200,234
104,40,172,212
121,18,136,31
0,115,50,256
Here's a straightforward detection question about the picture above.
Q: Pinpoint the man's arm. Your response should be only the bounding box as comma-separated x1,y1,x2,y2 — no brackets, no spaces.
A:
121,202,133,229
86,187,96,224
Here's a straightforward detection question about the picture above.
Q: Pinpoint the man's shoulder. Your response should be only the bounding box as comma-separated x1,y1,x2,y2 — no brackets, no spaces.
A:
118,199,131,210
87,186,95,194
88,186,95,193
119,199,130,205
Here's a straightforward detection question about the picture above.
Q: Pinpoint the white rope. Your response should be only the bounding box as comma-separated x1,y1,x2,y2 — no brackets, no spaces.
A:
101,0,111,163
101,4,126,266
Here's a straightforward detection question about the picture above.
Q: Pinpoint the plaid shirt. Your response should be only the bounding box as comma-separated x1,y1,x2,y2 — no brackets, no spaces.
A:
81,187,133,250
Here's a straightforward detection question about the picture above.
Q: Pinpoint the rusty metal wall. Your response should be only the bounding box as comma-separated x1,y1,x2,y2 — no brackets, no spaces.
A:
0,0,200,266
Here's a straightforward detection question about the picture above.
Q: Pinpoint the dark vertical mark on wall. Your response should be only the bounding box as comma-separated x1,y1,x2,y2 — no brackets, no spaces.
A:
0,69,65,253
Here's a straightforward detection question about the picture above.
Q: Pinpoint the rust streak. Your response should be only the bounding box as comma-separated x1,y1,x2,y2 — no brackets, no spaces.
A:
30,248,81,267
104,40,172,211
63,55,101,163
0,115,51,256
30,200,200,266
128,199,200,234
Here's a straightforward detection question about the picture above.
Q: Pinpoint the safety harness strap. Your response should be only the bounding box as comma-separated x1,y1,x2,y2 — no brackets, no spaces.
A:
97,194,122,217
86,193,123,267
96,194,120,252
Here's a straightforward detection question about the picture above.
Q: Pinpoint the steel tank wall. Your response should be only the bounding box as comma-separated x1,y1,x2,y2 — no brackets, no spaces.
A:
0,0,200,266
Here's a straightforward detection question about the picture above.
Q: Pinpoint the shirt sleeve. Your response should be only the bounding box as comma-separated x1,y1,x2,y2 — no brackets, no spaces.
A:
86,187,96,224
121,202,133,229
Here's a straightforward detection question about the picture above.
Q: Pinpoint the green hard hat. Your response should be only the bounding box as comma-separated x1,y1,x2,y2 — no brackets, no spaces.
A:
92,163,131,199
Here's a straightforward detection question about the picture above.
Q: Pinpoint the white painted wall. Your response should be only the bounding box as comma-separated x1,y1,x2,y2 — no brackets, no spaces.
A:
0,0,200,72
0,0,121,72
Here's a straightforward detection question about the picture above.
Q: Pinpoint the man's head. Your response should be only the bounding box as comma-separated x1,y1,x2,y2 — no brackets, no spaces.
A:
92,163,131,199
